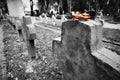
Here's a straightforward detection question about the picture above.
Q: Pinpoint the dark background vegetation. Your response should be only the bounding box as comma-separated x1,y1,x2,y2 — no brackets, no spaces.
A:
37,0,120,15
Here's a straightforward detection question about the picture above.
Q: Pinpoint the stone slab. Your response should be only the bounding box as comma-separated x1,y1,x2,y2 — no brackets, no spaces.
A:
92,47,120,72
7,0,25,17
23,16,32,25
81,20,103,51
26,24,36,40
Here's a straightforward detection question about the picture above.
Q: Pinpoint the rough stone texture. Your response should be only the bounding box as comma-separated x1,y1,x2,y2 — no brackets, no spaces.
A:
23,16,36,40
53,20,120,80
26,24,36,40
82,20,103,51
53,20,102,80
22,16,36,58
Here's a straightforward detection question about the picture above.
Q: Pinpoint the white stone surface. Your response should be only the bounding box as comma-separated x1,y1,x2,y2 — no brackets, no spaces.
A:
92,48,120,72
103,22,120,29
22,0,31,11
81,20,103,51
7,0,25,18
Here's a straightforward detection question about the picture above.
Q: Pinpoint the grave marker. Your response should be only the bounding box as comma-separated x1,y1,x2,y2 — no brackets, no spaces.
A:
23,16,36,59
53,20,104,80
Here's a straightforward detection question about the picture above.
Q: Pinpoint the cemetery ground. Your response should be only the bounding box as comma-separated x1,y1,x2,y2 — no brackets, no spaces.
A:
0,20,63,80
0,17,120,80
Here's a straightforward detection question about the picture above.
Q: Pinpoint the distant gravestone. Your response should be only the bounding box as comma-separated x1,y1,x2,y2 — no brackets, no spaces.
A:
39,15,43,22
61,15,67,21
44,14,49,23
52,15,56,25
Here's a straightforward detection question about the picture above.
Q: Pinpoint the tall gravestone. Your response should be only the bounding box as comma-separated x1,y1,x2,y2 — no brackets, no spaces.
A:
53,20,103,80
6,0,25,18
23,16,36,59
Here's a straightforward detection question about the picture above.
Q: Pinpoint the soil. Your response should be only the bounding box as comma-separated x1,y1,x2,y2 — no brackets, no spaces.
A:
0,20,63,80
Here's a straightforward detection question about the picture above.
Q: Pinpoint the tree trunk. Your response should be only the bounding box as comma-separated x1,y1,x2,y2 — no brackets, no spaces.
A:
30,0,34,16
67,0,71,13
38,0,50,13
62,0,71,13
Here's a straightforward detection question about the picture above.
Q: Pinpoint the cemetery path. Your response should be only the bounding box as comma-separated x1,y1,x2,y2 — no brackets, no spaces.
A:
35,23,61,34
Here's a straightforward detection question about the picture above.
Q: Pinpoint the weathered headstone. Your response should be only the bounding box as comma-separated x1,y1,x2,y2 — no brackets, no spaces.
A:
53,20,103,80
53,19,120,80
23,16,36,59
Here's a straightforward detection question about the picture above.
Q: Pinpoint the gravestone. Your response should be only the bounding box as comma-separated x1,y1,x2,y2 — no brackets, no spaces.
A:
53,20,103,80
6,0,25,18
7,17,16,30
23,16,36,59
53,19,120,80
15,20,23,34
